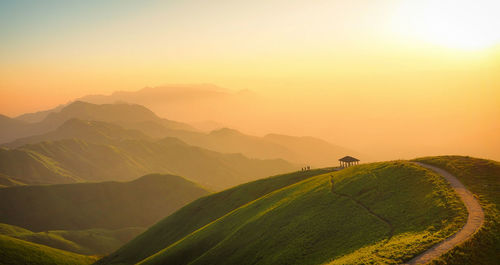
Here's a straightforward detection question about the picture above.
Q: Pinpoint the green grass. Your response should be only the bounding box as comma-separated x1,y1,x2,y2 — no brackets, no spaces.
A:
413,156,500,265
96,168,337,265
98,161,466,265
0,223,144,255
0,234,96,265
0,174,209,231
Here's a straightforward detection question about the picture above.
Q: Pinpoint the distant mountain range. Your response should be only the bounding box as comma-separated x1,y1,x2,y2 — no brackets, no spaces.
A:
162,128,357,166
1,101,195,144
76,84,259,125
13,84,257,125
0,134,294,190
3,100,357,169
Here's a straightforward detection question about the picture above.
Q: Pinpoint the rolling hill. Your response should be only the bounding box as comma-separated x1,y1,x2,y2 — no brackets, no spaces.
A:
0,223,143,256
0,174,209,231
97,161,467,265
0,132,295,189
0,234,96,265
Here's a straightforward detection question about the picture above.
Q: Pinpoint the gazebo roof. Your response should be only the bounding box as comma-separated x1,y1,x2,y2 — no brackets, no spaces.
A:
339,156,359,162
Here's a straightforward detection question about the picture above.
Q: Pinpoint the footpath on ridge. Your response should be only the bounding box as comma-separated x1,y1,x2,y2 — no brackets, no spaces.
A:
404,162,485,265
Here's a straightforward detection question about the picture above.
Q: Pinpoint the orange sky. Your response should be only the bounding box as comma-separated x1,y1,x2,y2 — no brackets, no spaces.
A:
1,0,499,160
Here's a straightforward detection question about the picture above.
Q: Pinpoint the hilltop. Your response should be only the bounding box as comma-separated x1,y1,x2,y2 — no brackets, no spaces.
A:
0,174,209,231
98,161,467,265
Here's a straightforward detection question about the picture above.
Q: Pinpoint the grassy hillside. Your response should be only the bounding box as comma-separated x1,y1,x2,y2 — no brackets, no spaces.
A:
0,134,295,188
0,223,143,255
98,162,466,265
97,168,337,265
0,234,96,265
0,147,80,184
0,174,209,231
413,156,500,265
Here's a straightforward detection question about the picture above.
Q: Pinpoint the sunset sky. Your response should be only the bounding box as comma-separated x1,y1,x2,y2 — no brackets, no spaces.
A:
1,0,499,160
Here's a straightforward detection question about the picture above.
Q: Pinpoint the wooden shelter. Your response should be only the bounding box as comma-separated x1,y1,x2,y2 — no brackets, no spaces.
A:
339,156,359,167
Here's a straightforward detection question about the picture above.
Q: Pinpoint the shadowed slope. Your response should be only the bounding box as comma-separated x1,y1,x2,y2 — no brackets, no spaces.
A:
0,223,144,256
0,174,209,231
0,234,96,265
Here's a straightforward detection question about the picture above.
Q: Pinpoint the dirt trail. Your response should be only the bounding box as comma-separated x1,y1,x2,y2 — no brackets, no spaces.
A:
404,162,485,265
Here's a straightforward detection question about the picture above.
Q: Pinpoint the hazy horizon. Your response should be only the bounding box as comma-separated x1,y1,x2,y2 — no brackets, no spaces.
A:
1,0,499,161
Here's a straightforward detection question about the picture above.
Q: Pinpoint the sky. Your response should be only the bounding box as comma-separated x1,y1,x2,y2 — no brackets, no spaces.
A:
1,0,499,160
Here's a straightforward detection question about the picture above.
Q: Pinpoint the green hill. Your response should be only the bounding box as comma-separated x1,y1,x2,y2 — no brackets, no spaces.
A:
98,161,466,265
0,134,295,189
0,174,209,231
0,234,96,265
0,223,143,256
413,156,500,265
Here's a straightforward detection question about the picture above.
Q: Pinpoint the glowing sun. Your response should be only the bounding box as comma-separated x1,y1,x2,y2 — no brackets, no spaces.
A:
397,0,500,50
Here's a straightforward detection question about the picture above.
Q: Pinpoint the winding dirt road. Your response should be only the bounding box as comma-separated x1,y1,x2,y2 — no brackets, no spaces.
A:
404,162,485,264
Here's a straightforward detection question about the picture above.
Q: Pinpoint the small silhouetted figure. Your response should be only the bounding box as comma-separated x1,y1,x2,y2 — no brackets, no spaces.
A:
307,166,310,170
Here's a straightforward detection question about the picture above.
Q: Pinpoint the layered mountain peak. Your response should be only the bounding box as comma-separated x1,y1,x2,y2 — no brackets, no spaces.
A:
45,101,160,124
